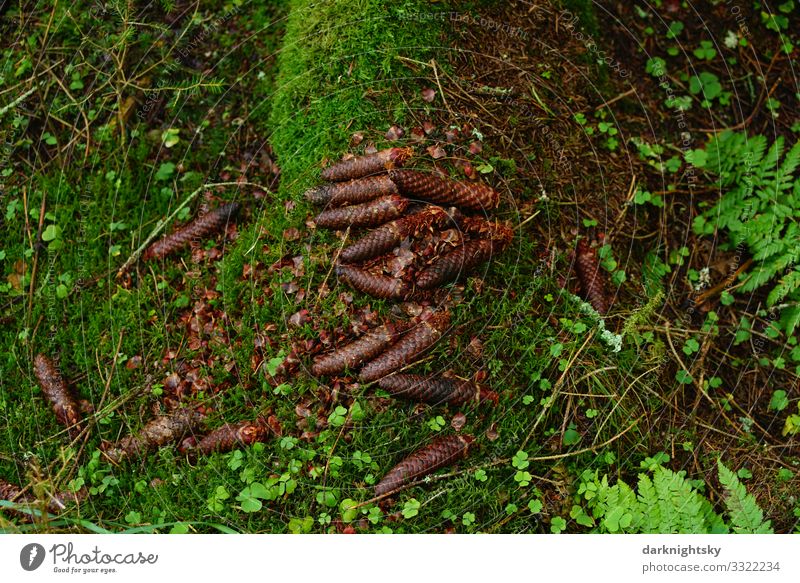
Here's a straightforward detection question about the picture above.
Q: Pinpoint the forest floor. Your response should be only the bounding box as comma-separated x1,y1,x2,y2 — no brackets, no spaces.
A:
0,0,798,533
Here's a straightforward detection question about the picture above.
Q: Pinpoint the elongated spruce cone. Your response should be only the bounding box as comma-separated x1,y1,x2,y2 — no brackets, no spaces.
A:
575,239,609,314
360,313,450,382
374,434,474,496
143,202,240,261
312,322,407,377
0,479,87,519
389,169,499,211
189,419,269,455
305,175,398,207
33,354,82,439
103,408,205,464
340,206,451,263
335,264,410,300
377,374,482,406
314,195,409,230
321,147,413,182
416,239,498,289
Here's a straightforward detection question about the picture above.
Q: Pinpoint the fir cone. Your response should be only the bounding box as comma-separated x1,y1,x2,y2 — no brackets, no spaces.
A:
377,374,483,406
103,408,205,464
340,205,451,263
0,479,24,506
374,434,474,496
389,169,500,211
314,195,409,230
321,147,413,182
416,239,496,289
33,354,82,439
575,239,609,314
189,419,270,455
312,322,407,377
305,175,398,207
0,479,87,519
360,313,450,382
335,264,410,300
143,202,240,261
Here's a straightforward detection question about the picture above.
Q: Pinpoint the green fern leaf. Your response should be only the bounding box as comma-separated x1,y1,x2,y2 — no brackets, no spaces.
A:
779,304,800,337
767,268,800,305
717,460,772,533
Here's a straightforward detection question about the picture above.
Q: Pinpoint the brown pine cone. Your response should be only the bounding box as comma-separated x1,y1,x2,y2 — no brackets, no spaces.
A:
321,147,413,182
340,205,451,264
360,313,450,382
143,202,240,261
0,478,87,519
314,195,409,230
575,239,609,314
312,322,407,377
305,175,399,207
103,408,205,464
374,434,474,496
389,169,500,211
335,264,411,300
0,479,25,509
188,419,270,455
377,374,483,406
33,354,82,439
416,239,496,289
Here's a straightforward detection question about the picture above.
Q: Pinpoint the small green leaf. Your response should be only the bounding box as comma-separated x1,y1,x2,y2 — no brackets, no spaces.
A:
684,149,708,168
239,497,262,513
512,450,529,470
155,162,176,181
402,498,421,519
768,390,788,412
550,516,567,533
124,511,142,525
41,224,61,242
563,428,581,446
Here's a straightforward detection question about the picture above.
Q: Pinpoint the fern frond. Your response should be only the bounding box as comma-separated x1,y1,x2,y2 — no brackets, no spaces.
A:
717,459,773,534
767,268,800,305
698,132,800,335
577,462,769,533
653,468,707,533
779,305,800,337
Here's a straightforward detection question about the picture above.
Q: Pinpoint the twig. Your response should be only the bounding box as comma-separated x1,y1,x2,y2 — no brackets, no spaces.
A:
26,193,47,318
0,85,39,118
430,59,454,119
693,258,753,305
593,87,637,111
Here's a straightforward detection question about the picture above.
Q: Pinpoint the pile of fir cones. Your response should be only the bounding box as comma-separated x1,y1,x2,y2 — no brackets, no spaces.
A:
4,146,613,520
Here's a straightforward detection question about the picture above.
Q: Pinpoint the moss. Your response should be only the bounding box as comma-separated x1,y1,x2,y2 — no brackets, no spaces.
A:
268,0,446,196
